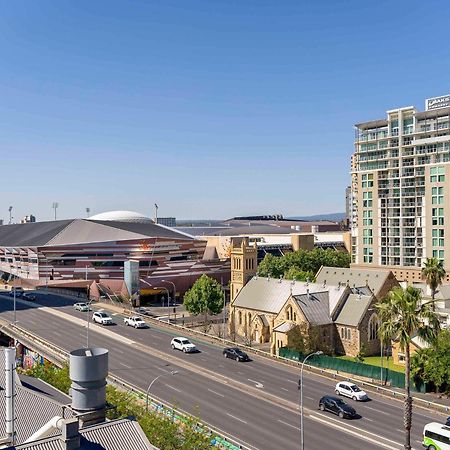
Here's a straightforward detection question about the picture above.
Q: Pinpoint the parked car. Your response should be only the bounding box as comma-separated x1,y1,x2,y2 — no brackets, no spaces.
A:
92,311,113,325
9,287,24,297
74,302,90,312
22,292,36,301
171,337,197,353
319,396,357,419
124,316,148,328
335,381,368,401
223,347,250,362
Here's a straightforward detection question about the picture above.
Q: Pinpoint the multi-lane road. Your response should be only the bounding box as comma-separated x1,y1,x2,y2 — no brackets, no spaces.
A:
0,291,446,450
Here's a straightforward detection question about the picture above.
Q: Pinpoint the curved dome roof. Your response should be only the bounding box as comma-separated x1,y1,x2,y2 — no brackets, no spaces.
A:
89,210,154,223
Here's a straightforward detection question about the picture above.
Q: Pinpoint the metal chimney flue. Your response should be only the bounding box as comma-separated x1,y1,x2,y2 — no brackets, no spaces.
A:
5,347,16,445
69,348,108,427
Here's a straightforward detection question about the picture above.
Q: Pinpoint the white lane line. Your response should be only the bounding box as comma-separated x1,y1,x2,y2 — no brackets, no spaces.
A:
119,362,132,369
364,417,374,422
277,419,300,430
226,413,247,424
281,388,289,392
165,384,181,393
305,396,314,401
247,379,264,389
364,405,391,415
310,414,401,450
207,388,225,398
237,371,244,375
287,379,298,384
115,348,125,355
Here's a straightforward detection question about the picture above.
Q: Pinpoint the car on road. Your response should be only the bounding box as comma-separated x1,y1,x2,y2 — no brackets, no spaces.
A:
171,337,197,353
74,302,90,312
318,395,357,419
92,311,114,325
9,287,24,297
335,381,368,401
22,292,36,301
124,316,148,328
223,347,250,362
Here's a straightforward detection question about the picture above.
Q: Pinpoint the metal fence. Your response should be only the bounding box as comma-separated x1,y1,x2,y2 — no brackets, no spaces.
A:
279,347,406,389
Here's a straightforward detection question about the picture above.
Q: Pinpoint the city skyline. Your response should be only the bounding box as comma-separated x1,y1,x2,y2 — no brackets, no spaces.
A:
2,1,450,221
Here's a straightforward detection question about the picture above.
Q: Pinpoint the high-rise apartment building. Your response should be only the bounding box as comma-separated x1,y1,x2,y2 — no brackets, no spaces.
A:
351,94,450,282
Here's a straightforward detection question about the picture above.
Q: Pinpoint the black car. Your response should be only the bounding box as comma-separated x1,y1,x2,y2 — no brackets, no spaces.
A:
22,292,36,301
223,347,250,362
319,396,356,419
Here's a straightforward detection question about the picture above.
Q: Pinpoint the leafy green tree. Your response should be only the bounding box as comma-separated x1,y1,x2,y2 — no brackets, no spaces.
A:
284,266,315,282
183,274,224,324
422,257,446,308
411,330,450,394
376,286,440,450
257,248,350,281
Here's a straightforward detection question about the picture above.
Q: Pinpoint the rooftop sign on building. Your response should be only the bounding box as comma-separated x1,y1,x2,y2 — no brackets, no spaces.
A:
426,94,450,111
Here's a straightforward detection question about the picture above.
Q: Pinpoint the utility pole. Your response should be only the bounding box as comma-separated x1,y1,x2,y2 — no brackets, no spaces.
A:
8,206,12,224
52,202,59,220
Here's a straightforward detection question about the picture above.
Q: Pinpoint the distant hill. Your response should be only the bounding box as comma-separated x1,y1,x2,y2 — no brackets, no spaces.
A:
288,213,345,222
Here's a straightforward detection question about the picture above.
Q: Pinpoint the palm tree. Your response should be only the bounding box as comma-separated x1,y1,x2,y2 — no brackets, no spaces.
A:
422,257,446,308
376,286,440,450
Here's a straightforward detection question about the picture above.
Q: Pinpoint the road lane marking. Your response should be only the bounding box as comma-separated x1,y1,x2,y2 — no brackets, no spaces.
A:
115,348,125,354
364,405,391,415
165,384,181,393
119,362,132,369
305,396,314,401
226,413,247,424
207,389,225,398
310,414,402,449
277,419,300,430
281,388,289,392
248,379,264,389
364,417,374,422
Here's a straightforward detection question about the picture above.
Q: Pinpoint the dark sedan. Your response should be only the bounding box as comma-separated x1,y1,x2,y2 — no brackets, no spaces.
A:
319,395,357,419
223,347,250,362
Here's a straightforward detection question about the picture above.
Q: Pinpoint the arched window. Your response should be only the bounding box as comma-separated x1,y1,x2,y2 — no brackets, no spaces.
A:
368,314,379,341
286,306,293,321
238,311,242,325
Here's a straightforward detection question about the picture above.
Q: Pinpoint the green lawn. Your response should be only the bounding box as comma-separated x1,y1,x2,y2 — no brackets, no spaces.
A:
336,355,405,373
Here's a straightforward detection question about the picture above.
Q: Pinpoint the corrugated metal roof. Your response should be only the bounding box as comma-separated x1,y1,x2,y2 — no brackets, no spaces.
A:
232,277,347,315
273,322,295,333
0,349,74,445
293,291,332,325
335,293,372,327
14,419,158,450
0,221,74,246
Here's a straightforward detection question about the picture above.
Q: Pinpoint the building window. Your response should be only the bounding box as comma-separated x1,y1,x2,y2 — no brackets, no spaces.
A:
363,247,373,263
363,191,373,208
430,166,445,183
238,311,242,325
286,306,293,321
361,173,374,188
341,327,351,340
368,314,379,341
432,186,444,205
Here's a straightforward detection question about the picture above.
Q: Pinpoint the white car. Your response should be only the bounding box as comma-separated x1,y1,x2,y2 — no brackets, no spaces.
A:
124,316,147,328
92,311,114,325
74,302,90,312
171,337,197,353
335,381,368,401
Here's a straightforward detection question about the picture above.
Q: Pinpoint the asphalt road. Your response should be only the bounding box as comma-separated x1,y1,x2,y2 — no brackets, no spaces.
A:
0,291,446,450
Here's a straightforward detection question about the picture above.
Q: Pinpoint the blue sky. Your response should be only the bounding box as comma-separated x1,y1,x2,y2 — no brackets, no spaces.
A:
1,1,450,221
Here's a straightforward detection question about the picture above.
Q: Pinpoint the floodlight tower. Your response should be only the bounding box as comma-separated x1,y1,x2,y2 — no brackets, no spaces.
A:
52,202,59,220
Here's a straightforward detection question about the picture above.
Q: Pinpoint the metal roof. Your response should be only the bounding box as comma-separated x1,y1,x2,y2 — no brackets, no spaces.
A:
14,418,158,450
335,293,373,327
0,349,74,445
232,277,347,315
293,291,332,325
273,322,295,333
315,267,393,298
0,219,193,248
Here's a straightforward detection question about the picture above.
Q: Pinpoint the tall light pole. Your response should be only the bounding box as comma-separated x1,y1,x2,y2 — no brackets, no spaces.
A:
162,279,176,321
8,206,13,224
154,203,158,223
86,207,90,218
86,287,92,348
145,370,177,411
52,202,59,221
300,351,323,450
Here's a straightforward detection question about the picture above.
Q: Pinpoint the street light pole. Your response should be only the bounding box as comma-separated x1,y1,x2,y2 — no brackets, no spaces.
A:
300,351,323,450
145,370,178,411
162,279,176,320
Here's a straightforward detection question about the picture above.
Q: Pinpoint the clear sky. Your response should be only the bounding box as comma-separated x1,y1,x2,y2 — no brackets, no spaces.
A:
2,0,450,222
